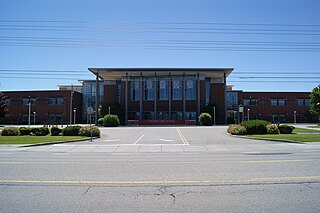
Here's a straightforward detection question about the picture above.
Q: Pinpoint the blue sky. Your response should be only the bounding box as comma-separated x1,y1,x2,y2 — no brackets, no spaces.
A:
1,0,319,92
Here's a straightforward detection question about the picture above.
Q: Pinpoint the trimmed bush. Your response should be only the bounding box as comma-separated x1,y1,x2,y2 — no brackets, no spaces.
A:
19,127,33,135
79,126,100,137
51,126,62,136
198,113,212,126
103,114,120,127
241,119,269,134
32,127,49,136
62,125,81,136
278,125,295,134
1,127,20,136
266,124,280,134
227,124,247,135
98,118,104,125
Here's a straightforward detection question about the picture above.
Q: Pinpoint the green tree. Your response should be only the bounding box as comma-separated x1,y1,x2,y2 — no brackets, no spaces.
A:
310,85,320,115
0,92,8,121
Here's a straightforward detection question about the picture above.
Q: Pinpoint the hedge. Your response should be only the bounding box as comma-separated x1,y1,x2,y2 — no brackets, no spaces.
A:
241,119,269,134
62,125,81,136
198,113,212,126
103,114,120,127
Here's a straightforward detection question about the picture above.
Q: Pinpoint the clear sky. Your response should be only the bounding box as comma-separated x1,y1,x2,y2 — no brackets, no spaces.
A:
1,0,319,92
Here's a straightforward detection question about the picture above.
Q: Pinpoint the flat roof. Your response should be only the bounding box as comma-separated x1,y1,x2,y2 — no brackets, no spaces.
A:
88,68,234,80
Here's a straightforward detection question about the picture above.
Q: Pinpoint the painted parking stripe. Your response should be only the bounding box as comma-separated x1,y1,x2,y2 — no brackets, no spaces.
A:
133,135,144,144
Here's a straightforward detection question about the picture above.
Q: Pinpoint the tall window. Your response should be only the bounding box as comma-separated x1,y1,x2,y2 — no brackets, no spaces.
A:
158,78,169,100
185,76,196,100
130,79,140,101
206,78,210,105
172,77,182,100
144,78,155,100
227,92,238,110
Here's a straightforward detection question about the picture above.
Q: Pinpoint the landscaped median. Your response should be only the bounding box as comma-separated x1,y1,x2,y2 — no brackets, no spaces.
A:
0,125,100,145
227,120,320,143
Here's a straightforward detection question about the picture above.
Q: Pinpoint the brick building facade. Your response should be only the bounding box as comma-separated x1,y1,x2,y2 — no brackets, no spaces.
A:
3,90,82,125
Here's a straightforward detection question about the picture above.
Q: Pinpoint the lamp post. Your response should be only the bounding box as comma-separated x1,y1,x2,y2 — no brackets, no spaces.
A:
28,96,31,127
247,108,250,121
73,108,77,124
33,112,36,125
108,106,111,115
294,110,297,124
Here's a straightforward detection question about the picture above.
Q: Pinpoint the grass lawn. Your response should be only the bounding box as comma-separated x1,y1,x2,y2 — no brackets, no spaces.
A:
248,134,320,142
0,136,89,144
293,127,320,133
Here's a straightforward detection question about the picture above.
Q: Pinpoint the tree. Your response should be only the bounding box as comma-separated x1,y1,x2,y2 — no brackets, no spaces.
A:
310,84,320,115
0,92,8,121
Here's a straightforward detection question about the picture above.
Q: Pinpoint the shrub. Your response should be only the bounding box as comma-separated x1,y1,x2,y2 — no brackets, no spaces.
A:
98,118,104,125
19,127,33,135
266,124,280,134
51,126,62,136
241,119,269,134
32,127,49,136
1,127,20,136
62,125,81,136
227,124,247,135
79,126,100,137
103,114,120,127
278,125,295,134
198,113,212,126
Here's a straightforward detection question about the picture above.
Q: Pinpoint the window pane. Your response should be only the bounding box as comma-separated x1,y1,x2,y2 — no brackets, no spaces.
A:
144,78,155,100
185,77,196,100
130,79,140,101
172,77,182,100
243,99,250,106
297,99,304,106
158,78,169,100
278,99,285,106
271,99,277,106
305,99,310,106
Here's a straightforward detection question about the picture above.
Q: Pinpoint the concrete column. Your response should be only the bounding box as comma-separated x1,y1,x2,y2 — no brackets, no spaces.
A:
125,73,128,125
139,73,143,120
95,73,99,125
224,72,227,124
154,73,157,120
168,73,172,120
183,73,186,120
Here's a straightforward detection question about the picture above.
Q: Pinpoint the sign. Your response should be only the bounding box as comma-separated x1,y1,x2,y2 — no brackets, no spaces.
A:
173,80,180,89
239,105,244,113
87,107,94,114
187,80,193,89
146,80,153,89
159,80,166,89
134,81,139,89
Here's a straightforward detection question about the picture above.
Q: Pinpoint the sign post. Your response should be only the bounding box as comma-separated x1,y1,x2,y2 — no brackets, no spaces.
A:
239,105,244,123
87,107,94,142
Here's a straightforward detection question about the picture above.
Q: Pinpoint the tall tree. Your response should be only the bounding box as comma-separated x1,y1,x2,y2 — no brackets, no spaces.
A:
310,85,320,115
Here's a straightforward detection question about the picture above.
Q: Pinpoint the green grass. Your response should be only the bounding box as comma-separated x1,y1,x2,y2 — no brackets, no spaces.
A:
248,134,320,142
307,126,320,129
293,127,320,133
0,136,89,144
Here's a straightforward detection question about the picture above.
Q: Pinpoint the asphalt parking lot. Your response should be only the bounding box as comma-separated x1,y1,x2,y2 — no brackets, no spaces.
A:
5,126,320,154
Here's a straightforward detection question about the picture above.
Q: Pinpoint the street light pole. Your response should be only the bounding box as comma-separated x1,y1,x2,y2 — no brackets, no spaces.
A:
294,110,297,124
33,112,36,125
247,108,250,121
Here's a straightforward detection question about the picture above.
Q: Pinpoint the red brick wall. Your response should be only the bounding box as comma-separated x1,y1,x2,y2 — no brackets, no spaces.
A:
104,84,117,104
3,90,82,124
211,83,225,124
238,92,312,123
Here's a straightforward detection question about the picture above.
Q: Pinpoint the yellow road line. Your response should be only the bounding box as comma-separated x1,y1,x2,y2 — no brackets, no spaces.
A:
0,176,320,185
176,128,189,145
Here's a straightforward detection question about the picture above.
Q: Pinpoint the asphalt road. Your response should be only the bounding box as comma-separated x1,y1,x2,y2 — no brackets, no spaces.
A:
1,126,320,212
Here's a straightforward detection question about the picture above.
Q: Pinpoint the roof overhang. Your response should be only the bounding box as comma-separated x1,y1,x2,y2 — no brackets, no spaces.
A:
88,68,234,80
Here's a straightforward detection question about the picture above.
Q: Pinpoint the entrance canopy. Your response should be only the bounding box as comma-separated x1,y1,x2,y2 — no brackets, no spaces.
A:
88,68,233,80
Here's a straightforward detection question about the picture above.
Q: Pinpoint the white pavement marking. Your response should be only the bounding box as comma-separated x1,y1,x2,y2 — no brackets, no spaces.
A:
160,139,174,142
104,139,120,142
133,135,144,144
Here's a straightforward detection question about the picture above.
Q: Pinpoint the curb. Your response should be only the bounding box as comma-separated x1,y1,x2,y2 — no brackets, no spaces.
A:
20,137,99,148
229,134,306,144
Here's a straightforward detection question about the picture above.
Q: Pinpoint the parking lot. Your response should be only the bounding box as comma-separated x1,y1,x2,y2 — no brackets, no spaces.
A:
6,126,319,154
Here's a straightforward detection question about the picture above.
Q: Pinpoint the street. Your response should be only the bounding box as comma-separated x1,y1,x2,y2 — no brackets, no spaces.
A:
1,126,320,212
